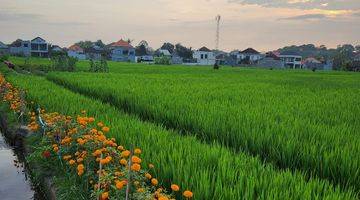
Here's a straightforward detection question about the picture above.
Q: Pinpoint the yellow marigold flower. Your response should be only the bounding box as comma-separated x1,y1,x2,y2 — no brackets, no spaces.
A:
171,184,180,192
151,178,158,186
131,163,141,172
145,173,152,179
102,126,110,133
121,150,130,158
119,159,127,166
53,146,59,152
69,159,76,165
137,188,145,193
92,149,102,157
148,163,154,169
131,156,141,164
97,122,104,127
134,148,141,154
77,158,83,163
183,190,193,198
117,145,124,151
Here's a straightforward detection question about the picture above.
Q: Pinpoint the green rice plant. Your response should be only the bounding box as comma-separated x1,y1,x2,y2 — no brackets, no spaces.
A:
5,73,357,200
45,69,360,194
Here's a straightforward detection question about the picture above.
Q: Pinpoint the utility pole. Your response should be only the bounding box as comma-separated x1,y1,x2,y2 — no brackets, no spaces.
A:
215,15,221,50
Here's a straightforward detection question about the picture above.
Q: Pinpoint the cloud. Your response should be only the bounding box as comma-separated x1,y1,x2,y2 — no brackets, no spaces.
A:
228,0,360,11
0,12,42,22
279,14,327,20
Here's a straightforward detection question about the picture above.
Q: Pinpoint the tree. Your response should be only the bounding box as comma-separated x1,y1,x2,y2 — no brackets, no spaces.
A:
135,40,150,56
160,43,175,54
75,41,93,51
94,40,105,48
175,43,193,59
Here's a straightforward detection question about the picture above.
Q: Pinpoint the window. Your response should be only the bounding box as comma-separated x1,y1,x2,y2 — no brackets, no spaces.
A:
205,54,208,59
201,54,204,59
23,43,28,48
295,57,301,62
123,50,129,55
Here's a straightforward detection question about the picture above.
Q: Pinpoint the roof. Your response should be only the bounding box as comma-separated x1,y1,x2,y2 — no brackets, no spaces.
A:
31,37,46,42
198,46,211,52
68,44,84,52
10,39,24,47
265,52,280,60
0,41,8,48
110,39,134,48
159,49,171,56
241,48,259,54
304,57,321,64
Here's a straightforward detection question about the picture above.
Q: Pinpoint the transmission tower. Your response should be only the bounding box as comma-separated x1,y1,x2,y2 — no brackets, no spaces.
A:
215,15,221,50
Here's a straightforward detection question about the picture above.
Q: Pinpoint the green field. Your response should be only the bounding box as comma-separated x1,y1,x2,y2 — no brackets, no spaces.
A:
2,57,360,199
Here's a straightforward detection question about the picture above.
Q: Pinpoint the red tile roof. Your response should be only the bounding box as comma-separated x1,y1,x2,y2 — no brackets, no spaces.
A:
110,39,133,48
68,44,83,52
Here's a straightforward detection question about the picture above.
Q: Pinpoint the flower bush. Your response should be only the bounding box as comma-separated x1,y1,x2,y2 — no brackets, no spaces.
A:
0,73,193,200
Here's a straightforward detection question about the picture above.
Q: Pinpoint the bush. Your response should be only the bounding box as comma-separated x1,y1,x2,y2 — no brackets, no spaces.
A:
0,54,9,62
154,56,171,65
89,58,109,73
51,55,77,72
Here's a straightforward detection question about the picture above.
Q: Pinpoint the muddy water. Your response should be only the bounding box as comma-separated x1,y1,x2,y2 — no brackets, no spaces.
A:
0,132,44,200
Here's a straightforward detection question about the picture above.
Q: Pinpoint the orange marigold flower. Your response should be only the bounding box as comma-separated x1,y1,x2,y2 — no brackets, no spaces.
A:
171,184,180,192
69,159,76,165
101,192,108,200
121,150,131,158
117,145,124,151
102,126,110,133
53,146,59,152
131,163,141,171
88,117,95,123
77,164,84,171
119,159,127,166
159,196,169,200
183,190,193,198
115,181,125,190
131,156,141,164
151,178,158,186
97,122,104,127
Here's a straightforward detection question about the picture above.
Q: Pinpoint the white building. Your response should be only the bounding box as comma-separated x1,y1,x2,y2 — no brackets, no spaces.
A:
9,37,49,57
230,48,261,64
30,37,49,57
67,44,86,60
193,47,216,65
279,51,302,69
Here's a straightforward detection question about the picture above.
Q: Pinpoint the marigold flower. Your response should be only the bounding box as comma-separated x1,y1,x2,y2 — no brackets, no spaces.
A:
88,117,95,123
102,126,110,133
151,178,158,186
115,181,125,190
97,122,104,127
134,148,141,154
137,188,145,193
77,164,84,171
159,196,169,200
171,184,180,192
121,150,131,158
101,192,108,200
69,159,76,165
148,163,154,169
119,159,127,166
117,145,124,151
131,156,142,164
145,173,152,179
183,190,193,198
131,163,141,171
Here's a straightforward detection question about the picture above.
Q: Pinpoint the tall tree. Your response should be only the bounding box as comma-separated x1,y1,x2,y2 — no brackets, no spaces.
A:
175,43,193,59
160,43,175,54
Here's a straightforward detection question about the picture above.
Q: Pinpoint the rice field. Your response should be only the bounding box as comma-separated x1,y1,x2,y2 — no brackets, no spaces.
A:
2,71,357,200
1,58,360,199
45,68,360,194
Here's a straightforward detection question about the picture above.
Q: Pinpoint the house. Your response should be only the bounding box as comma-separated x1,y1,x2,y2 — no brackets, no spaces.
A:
258,52,284,69
135,55,154,63
303,57,333,70
109,39,135,62
158,49,172,57
239,48,261,64
85,45,103,60
30,37,49,57
9,39,31,56
193,47,216,65
171,52,183,64
51,45,63,52
0,41,9,55
279,51,302,69
67,44,86,60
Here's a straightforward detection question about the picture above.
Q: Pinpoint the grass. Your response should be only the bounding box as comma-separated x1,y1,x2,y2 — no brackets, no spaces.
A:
45,68,360,194
3,71,357,200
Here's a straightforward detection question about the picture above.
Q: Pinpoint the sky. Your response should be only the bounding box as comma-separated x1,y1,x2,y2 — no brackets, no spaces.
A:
0,0,359,52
